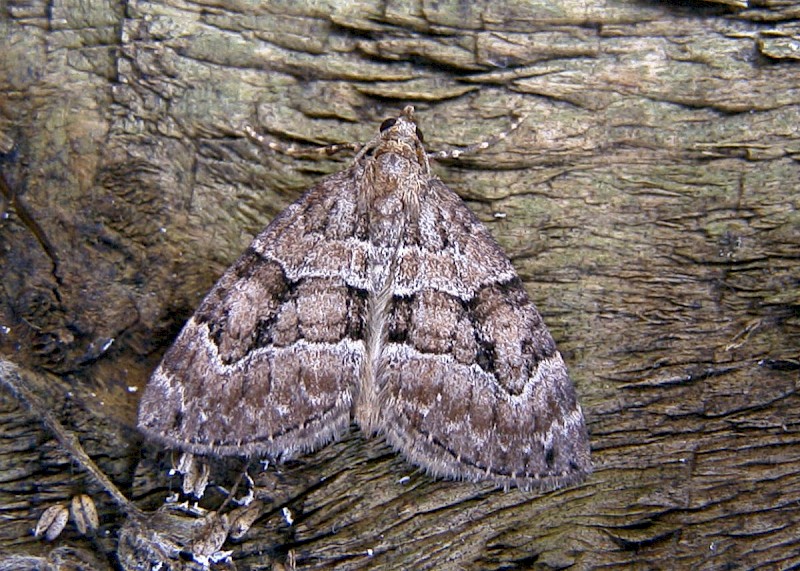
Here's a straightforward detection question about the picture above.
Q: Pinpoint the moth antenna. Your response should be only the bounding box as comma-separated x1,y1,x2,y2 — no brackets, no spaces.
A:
427,112,526,160
243,124,362,158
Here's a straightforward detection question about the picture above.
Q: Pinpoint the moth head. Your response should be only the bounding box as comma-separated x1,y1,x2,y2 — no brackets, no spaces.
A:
369,105,428,171
380,105,424,143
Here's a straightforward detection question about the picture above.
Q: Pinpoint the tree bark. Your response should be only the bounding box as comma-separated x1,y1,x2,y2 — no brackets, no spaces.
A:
1,0,798,569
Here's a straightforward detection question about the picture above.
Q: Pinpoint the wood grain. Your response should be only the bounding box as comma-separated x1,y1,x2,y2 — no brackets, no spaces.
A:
1,0,798,569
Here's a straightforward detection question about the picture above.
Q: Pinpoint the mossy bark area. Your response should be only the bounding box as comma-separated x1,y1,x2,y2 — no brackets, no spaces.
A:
1,1,798,569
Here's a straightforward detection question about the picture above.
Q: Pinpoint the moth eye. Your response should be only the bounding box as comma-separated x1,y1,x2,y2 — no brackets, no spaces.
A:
415,126,424,143
379,118,397,132
178,551,195,562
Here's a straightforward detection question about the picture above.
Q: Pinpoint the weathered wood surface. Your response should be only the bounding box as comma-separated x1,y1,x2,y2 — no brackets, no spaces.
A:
1,0,799,569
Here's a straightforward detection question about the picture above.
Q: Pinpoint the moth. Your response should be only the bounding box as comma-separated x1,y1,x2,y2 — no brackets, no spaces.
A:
138,106,591,491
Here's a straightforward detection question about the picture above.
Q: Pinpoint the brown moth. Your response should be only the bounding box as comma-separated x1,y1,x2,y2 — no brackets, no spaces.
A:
138,106,591,491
